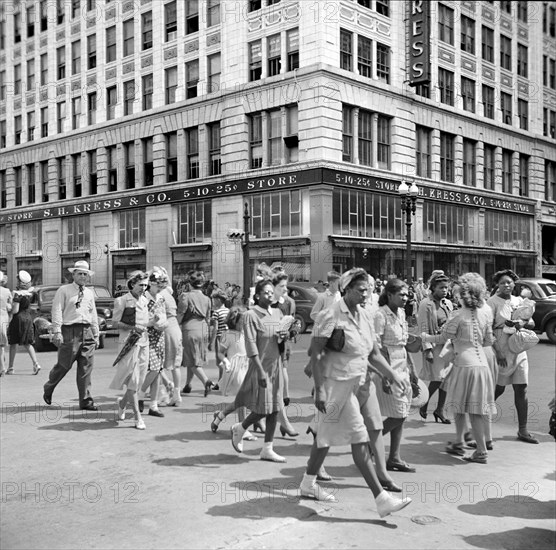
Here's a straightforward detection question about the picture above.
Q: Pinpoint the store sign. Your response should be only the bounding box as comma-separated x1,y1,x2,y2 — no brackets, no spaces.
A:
408,0,431,86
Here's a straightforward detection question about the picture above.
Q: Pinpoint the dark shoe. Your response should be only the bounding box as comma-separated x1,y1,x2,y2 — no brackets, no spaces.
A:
81,404,98,411
433,411,451,424
467,440,494,451
211,411,225,433
283,397,290,407
306,426,316,437
463,451,488,464
204,380,214,397
279,425,299,437
386,460,416,473
517,431,539,444
43,393,52,406
148,408,164,418
379,479,403,493
138,400,144,413
212,383,219,391
445,442,465,456
181,384,192,395
419,406,427,420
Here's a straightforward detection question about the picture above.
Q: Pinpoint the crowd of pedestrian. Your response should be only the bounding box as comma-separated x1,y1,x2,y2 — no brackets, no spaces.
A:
0,260,549,518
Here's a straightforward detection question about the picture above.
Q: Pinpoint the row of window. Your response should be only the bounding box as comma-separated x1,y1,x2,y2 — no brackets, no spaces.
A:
339,29,390,83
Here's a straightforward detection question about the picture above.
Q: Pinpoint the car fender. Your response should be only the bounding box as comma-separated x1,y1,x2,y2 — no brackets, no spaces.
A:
538,310,556,332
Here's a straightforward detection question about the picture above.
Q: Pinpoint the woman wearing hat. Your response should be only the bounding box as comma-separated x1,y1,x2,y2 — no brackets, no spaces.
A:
7,270,41,375
0,272,12,376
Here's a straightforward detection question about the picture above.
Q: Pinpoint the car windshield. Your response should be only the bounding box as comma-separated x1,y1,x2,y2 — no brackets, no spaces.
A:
539,282,556,297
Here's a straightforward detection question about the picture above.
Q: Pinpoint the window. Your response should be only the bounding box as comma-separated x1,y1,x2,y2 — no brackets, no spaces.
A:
58,157,66,200
376,0,389,17
268,34,281,76
15,115,22,144
0,120,5,148
71,0,81,19
285,105,298,163
186,127,199,179
482,26,494,62
71,41,80,75
71,96,81,129
376,43,390,83
500,1,511,14
501,92,512,124
14,12,22,43
41,106,48,137
15,167,22,206
358,35,372,77
249,41,262,81
249,1,261,12
178,201,212,244
462,139,476,187
358,110,372,166
107,146,117,192
207,0,220,27
123,19,134,57
545,161,556,202
123,80,135,115
165,1,177,42
461,77,475,113
27,164,36,203
517,44,528,77
40,54,48,85
143,138,153,186
209,122,221,176
125,142,135,189
57,101,66,133
107,85,117,120
268,110,282,166
142,11,152,50
342,106,353,162
460,16,475,54
416,125,431,178
57,0,65,24
0,71,4,100
87,91,97,124
287,28,299,71
167,132,178,182
26,112,35,141
0,21,4,50
165,67,177,104
106,26,116,63
73,154,82,197
142,74,153,110
119,210,145,248
186,60,199,99
439,68,454,106
518,99,528,130
482,85,494,119
438,4,454,45
186,0,199,35
40,0,48,32
500,35,512,70
248,190,302,241
0,170,5,208
357,0,371,8
57,46,66,79
40,160,49,202
440,132,455,182
340,29,353,71
550,59,556,89
67,216,90,252
208,53,221,92
502,149,513,194
249,113,263,168
89,150,97,195
519,155,529,197
377,115,390,169
27,5,35,38
14,64,21,95
26,59,35,92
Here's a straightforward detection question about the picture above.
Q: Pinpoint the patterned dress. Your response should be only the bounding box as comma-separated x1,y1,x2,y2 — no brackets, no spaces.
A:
146,293,167,372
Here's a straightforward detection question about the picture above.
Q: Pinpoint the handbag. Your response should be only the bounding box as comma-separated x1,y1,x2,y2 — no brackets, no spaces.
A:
406,334,422,354
325,328,345,352
120,306,136,326
508,328,539,354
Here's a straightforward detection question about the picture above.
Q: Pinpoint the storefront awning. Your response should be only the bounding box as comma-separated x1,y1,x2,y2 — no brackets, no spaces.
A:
248,237,310,249
169,244,211,252
59,250,90,258
110,247,147,256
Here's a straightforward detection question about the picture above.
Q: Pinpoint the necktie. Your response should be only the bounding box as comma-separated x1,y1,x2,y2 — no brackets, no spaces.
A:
76,285,84,309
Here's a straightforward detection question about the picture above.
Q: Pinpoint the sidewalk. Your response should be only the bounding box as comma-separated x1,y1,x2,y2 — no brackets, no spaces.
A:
1,339,555,550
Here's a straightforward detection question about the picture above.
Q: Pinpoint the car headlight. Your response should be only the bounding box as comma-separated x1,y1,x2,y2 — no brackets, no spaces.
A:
103,308,111,318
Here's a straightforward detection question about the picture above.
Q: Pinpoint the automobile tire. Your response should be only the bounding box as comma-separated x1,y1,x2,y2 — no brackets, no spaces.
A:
546,319,556,345
294,314,307,334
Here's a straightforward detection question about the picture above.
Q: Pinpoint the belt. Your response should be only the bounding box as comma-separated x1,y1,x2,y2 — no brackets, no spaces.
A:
63,323,91,327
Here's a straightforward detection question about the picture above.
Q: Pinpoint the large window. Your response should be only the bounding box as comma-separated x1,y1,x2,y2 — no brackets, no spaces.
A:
208,123,221,176
14,167,22,206
186,60,199,99
73,154,82,197
186,0,199,35
27,59,35,91
340,29,353,71
125,142,135,189
462,139,476,187
165,1,177,42
107,85,117,120
439,68,454,106
482,85,494,119
186,127,199,180
342,106,353,162
500,35,512,70
143,137,153,187
287,28,299,71
519,154,529,197
123,19,134,57
15,115,22,144
87,91,97,125
358,35,372,77
438,4,454,45
485,211,532,250
167,132,178,182
376,43,390,83
178,201,211,244
57,101,66,133
123,80,135,116
358,110,372,166
89,150,97,195
71,96,81,129
545,161,556,202
107,145,117,192
106,26,116,63
57,47,65,80
165,66,177,104
460,15,475,54
58,157,66,200
249,41,262,81
517,44,528,77
482,26,494,62
483,144,495,190
461,77,475,112
502,149,513,194
207,53,220,93
518,99,528,130
40,53,48,85
119,210,145,248
27,111,35,141
142,74,153,110
40,160,49,202
501,92,512,124
207,0,220,27
268,110,281,166
440,132,455,183
416,126,431,178
249,113,263,169
142,11,152,50
71,40,81,75
27,164,36,203
268,34,281,76
423,202,475,245
248,190,302,239
87,34,96,69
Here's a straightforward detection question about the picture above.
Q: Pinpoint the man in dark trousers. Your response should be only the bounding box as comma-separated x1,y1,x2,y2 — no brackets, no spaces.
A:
43,260,100,410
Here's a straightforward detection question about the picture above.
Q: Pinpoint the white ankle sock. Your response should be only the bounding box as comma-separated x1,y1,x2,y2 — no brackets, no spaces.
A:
262,442,272,453
301,473,317,488
375,490,388,504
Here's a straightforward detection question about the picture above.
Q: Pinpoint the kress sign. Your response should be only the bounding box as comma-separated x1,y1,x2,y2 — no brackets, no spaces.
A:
408,0,431,86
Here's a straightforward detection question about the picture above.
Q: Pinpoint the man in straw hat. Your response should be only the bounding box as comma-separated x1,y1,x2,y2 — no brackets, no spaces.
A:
43,260,100,410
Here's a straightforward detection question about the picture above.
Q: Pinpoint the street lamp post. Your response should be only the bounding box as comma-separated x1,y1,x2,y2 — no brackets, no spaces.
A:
398,180,419,285
242,202,250,305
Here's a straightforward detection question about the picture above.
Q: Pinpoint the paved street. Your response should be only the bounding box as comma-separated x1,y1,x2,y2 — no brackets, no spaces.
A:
1,334,555,550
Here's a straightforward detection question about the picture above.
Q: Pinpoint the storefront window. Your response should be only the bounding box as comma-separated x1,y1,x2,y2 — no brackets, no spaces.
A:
17,259,43,285
112,253,147,294
423,202,476,245
66,215,90,252
178,201,211,243
119,210,145,248
21,221,42,255
249,244,310,282
484,210,532,249
172,249,212,295
248,190,302,239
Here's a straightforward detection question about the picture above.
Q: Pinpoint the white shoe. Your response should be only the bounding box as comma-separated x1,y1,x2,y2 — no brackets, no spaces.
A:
116,398,126,421
135,418,146,430
376,492,412,518
168,393,182,407
243,430,257,441
300,482,337,502
231,423,245,452
260,448,286,463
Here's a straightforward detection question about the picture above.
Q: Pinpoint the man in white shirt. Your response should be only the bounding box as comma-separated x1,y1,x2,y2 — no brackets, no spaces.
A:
43,260,100,410
310,271,342,321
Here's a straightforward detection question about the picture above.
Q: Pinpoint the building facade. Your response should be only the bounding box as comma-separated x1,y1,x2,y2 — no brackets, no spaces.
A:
1,0,555,294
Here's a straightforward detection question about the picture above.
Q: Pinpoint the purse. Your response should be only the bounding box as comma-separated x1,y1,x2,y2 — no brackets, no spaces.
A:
508,328,539,354
325,327,345,352
406,334,422,354
120,306,136,326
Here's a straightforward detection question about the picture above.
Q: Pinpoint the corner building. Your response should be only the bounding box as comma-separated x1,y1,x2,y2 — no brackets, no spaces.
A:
1,0,555,293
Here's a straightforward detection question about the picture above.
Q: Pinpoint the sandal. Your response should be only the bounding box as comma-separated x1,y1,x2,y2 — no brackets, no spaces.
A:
204,380,214,397
211,411,225,433
445,442,466,456
386,460,416,473
463,451,488,464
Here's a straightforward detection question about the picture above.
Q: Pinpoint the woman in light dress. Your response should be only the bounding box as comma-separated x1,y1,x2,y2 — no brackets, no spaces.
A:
0,271,12,376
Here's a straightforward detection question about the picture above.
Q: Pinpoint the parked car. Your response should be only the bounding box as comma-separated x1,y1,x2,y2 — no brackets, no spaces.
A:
512,278,556,345
29,285,115,352
287,283,319,333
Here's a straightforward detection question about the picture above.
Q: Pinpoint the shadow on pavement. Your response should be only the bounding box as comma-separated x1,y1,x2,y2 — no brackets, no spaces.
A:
463,527,555,550
152,453,250,468
459,496,556,519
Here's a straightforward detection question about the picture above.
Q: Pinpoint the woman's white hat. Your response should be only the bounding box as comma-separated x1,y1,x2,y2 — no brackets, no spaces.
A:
18,270,32,284
68,260,94,275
